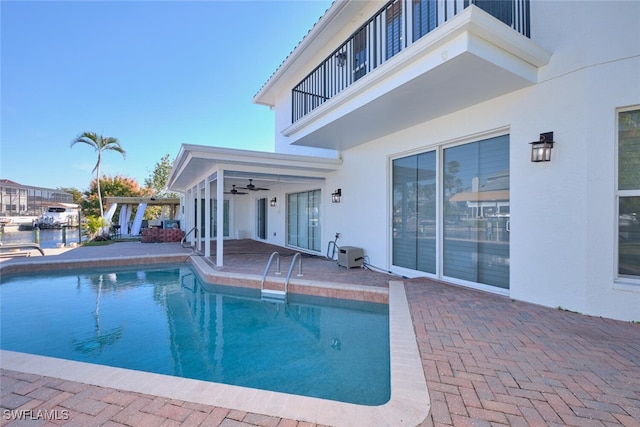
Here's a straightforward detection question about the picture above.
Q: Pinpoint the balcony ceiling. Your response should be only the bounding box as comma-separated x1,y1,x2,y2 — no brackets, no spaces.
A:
282,6,551,151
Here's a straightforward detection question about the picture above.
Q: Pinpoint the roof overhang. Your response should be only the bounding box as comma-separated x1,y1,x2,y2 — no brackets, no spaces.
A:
167,144,342,192
253,0,365,107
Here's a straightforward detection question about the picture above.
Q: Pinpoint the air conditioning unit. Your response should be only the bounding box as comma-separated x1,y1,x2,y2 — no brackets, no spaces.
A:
337,246,364,268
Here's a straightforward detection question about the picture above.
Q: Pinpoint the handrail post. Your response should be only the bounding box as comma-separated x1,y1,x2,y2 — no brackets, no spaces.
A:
284,253,303,296
261,251,281,291
181,227,199,252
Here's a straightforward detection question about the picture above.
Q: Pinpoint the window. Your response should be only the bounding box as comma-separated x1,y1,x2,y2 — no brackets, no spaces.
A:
412,0,437,42
474,0,513,27
352,27,368,81
617,108,640,278
386,0,403,59
287,190,321,251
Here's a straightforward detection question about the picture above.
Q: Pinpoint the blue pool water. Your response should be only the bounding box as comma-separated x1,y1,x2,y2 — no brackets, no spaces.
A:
0,265,390,405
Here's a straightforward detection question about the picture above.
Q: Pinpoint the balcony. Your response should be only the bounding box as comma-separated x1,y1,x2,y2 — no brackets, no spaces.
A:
285,0,551,150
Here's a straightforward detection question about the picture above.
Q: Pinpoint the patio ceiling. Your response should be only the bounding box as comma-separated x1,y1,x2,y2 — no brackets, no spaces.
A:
167,144,342,192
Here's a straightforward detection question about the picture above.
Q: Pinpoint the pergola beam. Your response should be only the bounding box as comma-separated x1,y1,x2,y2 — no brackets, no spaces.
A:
104,197,180,205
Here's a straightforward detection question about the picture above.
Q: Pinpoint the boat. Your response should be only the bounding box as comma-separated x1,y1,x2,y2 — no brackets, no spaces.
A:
1,216,38,231
30,204,80,229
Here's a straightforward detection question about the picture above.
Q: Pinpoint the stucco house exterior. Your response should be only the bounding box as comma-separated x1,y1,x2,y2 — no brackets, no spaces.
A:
167,0,640,321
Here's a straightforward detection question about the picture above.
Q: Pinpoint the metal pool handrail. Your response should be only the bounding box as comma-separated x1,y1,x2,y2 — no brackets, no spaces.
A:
181,227,198,251
284,252,303,291
261,251,282,290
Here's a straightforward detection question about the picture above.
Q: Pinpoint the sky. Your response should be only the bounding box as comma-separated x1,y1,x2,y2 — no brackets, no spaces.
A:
1,0,333,191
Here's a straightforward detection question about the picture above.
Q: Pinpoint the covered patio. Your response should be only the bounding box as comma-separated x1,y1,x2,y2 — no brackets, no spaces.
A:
167,144,343,267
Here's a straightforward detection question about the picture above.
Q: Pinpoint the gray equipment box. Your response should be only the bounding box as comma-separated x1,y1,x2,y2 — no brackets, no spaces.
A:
337,246,364,268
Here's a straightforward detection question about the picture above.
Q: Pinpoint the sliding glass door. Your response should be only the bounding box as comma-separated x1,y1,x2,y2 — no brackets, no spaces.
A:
257,198,267,240
195,199,228,238
392,134,510,289
287,190,321,251
392,151,437,273
443,136,510,289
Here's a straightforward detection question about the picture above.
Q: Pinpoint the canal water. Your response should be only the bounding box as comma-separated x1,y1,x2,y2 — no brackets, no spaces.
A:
0,228,83,249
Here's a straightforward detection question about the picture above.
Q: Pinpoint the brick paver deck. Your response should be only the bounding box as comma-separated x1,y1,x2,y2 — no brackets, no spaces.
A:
406,278,640,427
1,241,639,426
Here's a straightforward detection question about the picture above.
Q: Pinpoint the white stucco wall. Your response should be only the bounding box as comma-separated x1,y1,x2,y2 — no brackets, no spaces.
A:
321,55,639,321
265,1,640,320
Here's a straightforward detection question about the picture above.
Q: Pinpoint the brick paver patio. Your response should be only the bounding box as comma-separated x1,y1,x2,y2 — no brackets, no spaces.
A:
405,279,640,426
1,241,639,426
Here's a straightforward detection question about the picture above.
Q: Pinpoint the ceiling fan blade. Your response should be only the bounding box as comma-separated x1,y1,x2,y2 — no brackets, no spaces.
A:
225,185,248,195
245,179,269,191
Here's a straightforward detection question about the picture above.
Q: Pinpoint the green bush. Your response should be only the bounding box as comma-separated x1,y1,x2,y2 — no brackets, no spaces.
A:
84,215,109,241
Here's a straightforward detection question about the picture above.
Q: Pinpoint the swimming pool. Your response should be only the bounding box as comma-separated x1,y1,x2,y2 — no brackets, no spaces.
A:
0,264,390,405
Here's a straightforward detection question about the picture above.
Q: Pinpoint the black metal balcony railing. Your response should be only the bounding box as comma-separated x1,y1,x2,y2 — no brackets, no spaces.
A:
292,0,530,123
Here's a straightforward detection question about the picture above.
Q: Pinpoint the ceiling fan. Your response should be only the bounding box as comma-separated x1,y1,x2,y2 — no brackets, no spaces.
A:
224,185,247,195
243,179,269,191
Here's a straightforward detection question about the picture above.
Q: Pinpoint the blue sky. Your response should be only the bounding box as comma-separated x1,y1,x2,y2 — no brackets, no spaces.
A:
1,0,332,191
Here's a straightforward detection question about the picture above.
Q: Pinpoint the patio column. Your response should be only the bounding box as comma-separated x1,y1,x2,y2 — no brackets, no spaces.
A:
184,190,191,244
187,187,198,248
204,179,211,258
216,170,224,267
195,184,202,250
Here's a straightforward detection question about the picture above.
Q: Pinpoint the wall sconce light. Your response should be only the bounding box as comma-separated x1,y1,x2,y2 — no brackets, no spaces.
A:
530,132,555,162
335,52,346,67
270,197,277,207
331,189,342,203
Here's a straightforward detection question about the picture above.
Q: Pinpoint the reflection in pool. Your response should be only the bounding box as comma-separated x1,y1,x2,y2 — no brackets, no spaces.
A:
0,265,390,405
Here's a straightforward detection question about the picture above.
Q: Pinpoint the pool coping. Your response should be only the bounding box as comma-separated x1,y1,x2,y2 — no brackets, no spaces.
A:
0,256,430,426
189,256,390,304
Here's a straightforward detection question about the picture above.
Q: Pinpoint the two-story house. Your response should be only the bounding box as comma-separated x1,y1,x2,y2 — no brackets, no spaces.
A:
167,0,640,321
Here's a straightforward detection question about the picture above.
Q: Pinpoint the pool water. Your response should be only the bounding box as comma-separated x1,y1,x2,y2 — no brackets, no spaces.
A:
0,265,390,405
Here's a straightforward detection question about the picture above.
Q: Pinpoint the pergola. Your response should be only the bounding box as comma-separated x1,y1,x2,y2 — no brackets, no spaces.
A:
103,197,181,236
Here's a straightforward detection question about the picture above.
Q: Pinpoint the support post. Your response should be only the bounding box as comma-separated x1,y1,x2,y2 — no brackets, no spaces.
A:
204,179,211,258
216,171,224,267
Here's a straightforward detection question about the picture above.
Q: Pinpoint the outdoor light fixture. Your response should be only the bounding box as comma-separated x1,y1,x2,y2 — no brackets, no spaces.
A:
335,51,346,67
530,132,555,162
331,189,342,203
270,197,277,207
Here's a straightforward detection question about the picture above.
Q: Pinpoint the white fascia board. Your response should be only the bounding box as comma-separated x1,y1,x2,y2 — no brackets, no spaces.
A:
167,148,195,190
183,144,342,170
252,0,356,107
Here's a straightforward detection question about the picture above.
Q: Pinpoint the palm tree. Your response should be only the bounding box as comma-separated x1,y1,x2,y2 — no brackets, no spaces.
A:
71,132,126,218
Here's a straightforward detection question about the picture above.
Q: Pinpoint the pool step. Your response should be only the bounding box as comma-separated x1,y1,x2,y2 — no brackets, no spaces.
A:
261,251,302,304
261,289,287,302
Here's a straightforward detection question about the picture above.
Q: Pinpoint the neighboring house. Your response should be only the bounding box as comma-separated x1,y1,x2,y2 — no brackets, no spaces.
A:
167,0,640,321
0,180,74,217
